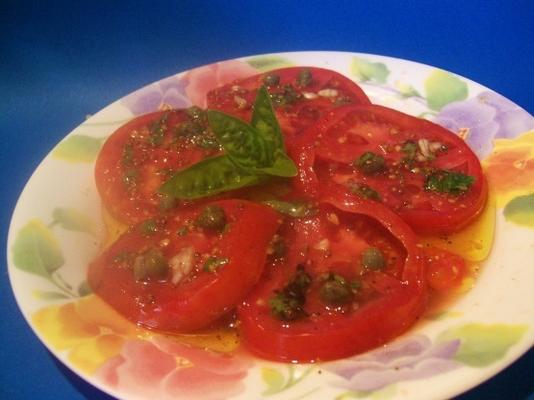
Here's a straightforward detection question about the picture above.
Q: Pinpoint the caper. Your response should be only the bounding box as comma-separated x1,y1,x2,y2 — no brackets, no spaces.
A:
133,248,168,281
361,247,386,270
195,205,227,232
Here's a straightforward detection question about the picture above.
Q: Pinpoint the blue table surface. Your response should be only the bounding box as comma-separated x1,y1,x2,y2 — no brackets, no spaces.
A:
1,1,533,399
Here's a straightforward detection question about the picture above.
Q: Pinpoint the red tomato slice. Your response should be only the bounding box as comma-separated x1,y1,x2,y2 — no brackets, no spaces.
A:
88,200,280,332
238,193,426,362
95,109,221,225
206,67,370,140
305,105,487,234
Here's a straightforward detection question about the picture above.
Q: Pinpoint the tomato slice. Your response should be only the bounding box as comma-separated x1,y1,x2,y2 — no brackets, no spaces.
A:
95,109,221,225
238,193,426,362
88,200,280,332
305,104,487,234
206,67,370,140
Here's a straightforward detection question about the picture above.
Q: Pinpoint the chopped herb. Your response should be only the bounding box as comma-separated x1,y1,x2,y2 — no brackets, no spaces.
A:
355,152,386,175
296,68,312,87
269,236,287,259
121,143,134,165
270,84,300,106
361,247,386,270
203,256,229,272
175,120,205,138
139,219,158,236
269,265,311,321
122,169,138,188
401,141,418,162
348,182,381,201
319,273,353,306
195,205,227,232
263,73,280,86
148,113,168,146
269,293,305,321
425,170,474,195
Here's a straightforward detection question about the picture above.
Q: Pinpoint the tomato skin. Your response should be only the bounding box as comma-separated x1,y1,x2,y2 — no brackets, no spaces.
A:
238,193,426,362
207,66,370,140
88,200,280,332
95,110,219,225
424,246,467,292
304,104,488,234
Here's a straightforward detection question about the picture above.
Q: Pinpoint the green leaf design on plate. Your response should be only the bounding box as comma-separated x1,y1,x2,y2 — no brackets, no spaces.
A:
437,323,528,367
424,70,468,111
394,81,421,98
12,219,65,279
261,367,287,395
261,365,315,396
32,290,71,301
503,193,534,227
52,135,104,163
350,57,390,83
52,207,96,235
247,56,294,71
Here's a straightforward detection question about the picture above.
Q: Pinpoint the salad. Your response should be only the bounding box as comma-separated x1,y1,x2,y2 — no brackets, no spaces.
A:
88,67,488,362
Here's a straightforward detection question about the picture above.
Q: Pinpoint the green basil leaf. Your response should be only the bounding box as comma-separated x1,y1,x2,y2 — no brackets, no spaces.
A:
160,155,262,199
251,86,285,151
208,110,273,169
257,151,297,177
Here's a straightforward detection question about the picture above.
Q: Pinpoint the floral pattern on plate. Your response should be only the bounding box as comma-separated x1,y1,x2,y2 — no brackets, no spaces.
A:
7,52,534,400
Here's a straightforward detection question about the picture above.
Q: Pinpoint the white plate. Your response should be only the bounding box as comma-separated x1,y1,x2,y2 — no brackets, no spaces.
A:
7,51,534,400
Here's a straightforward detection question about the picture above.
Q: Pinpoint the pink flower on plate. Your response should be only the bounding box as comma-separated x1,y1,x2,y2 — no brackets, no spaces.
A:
184,60,258,107
95,337,253,400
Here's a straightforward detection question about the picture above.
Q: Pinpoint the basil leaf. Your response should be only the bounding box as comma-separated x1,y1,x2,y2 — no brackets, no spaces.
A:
160,155,262,199
160,86,297,200
208,110,273,169
257,150,298,177
425,170,474,195
251,86,285,152
208,86,296,178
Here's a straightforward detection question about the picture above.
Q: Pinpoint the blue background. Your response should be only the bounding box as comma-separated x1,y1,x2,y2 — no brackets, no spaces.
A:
1,0,533,398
